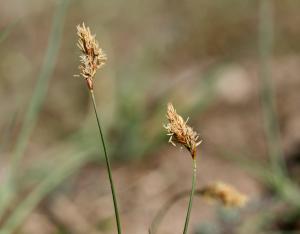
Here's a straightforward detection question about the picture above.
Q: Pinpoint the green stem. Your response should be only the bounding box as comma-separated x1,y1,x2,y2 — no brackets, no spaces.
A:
90,90,122,234
183,159,197,234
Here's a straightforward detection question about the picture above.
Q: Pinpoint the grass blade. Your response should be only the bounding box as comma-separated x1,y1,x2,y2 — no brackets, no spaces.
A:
0,150,90,234
258,0,286,176
0,0,70,221
12,0,70,177
0,20,18,44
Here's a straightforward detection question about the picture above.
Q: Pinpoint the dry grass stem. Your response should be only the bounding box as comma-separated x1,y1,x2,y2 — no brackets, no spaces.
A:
164,103,202,158
200,182,248,207
76,22,107,90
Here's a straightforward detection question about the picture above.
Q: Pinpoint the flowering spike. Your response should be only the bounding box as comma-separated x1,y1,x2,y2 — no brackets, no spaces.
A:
164,103,202,159
200,182,248,207
76,22,107,90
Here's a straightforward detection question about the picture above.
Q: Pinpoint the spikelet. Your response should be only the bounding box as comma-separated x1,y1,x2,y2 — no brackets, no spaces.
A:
200,182,248,207
76,22,107,90
164,103,202,159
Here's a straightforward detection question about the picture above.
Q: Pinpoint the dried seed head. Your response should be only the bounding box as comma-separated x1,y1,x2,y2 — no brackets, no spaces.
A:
76,22,107,90
164,103,202,159
200,182,248,207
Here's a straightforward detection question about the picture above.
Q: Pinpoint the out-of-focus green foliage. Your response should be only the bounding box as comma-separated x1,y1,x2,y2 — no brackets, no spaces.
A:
1,0,300,233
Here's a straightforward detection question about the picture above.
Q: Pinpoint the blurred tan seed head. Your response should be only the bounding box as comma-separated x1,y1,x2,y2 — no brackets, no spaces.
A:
164,103,202,159
199,182,248,207
76,22,107,89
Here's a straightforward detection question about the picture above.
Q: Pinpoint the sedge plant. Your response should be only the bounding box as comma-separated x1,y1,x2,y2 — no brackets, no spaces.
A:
149,104,247,233
164,103,202,234
75,23,247,234
76,23,122,234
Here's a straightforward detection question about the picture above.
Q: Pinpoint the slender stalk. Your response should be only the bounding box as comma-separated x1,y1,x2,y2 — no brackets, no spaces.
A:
259,0,286,176
90,90,122,234
183,158,197,234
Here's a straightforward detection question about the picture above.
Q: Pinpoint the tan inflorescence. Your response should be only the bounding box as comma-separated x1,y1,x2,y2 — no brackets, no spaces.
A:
76,22,107,89
164,103,202,159
200,182,248,207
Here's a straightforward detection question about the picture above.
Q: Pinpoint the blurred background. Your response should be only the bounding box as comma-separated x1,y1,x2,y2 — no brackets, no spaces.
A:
1,0,300,233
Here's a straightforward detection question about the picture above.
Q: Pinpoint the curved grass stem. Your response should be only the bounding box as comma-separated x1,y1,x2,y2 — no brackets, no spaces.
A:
90,90,122,234
149,191,188,234
183,159,197,234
